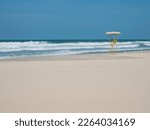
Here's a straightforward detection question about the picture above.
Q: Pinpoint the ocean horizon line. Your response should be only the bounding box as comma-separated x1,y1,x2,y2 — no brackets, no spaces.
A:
0,39,150,42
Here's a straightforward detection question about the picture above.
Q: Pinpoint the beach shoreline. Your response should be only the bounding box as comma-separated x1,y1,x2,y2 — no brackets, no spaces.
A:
0,51,150,112
0,50,148,62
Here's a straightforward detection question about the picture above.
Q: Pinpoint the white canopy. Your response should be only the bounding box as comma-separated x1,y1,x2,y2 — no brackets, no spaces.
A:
105,32,121,35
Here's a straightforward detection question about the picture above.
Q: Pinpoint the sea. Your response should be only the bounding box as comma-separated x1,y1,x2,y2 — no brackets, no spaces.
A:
0,40,150,59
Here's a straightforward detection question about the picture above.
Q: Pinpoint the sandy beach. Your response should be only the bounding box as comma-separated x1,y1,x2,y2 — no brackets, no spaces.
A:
0,52,150,112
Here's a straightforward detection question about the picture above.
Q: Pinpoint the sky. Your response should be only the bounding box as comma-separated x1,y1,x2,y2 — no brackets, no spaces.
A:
0,0,150,40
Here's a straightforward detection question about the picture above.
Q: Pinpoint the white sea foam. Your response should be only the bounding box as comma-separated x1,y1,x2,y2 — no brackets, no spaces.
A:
0,40,150,59
0,41,141,52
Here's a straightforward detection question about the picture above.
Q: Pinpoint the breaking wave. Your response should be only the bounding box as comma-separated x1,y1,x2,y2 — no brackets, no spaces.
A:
0,40,150,59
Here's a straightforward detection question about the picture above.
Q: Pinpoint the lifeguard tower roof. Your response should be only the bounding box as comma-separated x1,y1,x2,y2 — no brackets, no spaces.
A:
105,32,121,35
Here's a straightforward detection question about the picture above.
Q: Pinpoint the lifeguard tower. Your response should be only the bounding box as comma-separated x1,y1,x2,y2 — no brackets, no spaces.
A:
105,32,121,48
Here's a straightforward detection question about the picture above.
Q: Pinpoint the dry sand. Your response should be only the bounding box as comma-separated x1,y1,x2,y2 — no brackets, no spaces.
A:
0,52,150,112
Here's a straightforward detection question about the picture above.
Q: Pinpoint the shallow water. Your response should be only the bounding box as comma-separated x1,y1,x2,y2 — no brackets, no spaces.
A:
0,40,150,59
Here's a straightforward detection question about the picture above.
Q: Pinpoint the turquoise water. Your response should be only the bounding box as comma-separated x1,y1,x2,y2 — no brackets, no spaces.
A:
0,40,150,59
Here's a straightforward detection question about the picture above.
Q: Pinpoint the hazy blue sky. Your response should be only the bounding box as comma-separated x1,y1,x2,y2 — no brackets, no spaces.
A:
0,0,150,39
